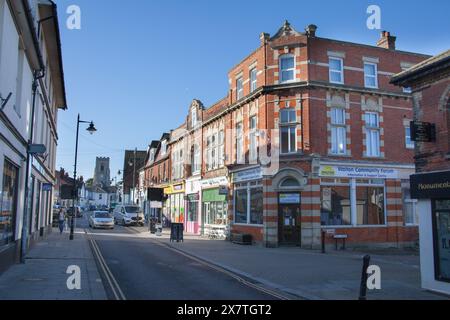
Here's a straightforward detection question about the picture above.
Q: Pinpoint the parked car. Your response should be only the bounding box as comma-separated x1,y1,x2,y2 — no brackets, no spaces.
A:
88,205,97,211
113,205,145,226
89,211,114,229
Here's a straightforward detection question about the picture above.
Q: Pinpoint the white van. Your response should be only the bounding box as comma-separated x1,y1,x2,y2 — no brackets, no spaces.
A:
113,205,145,226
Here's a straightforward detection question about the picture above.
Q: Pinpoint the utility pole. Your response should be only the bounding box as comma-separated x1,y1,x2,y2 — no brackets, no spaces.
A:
133,148,137,204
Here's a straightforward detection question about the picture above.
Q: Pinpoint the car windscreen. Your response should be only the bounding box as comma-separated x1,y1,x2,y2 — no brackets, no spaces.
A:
94,212,111,218
125,206,141,213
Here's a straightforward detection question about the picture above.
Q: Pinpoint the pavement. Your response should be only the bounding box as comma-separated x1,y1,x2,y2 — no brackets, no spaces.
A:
137,228,449,300
0,226,107,300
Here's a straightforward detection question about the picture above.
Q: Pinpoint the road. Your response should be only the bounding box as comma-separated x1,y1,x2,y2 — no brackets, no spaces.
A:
77,212,276,300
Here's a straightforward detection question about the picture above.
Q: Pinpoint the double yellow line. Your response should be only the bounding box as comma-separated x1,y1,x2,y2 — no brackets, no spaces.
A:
151,239,293,301
86,231,126,300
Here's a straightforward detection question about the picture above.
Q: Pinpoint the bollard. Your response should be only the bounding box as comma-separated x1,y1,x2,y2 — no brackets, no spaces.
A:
321,230,326,254
359,255,371,300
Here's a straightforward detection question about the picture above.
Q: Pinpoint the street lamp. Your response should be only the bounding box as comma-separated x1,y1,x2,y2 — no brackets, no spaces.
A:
70,114,97,240
129,148,137,204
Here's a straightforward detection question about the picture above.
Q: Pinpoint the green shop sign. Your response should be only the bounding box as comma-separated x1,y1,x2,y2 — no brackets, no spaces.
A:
202,188,227,203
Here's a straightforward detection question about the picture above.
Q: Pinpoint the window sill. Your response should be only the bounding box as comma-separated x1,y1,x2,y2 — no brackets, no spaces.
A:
321,224,388,229
362,156,385,160
232,223,264,228
327,153,352,158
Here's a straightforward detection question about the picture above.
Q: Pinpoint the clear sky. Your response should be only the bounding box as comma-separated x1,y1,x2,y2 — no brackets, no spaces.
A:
54,0,450,181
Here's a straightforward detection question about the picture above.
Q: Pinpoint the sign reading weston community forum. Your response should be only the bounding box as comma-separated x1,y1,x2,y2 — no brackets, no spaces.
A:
319,165,398,179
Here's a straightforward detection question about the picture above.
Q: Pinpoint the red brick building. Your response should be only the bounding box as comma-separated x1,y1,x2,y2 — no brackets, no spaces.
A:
391,50,450,294
146,21,431,249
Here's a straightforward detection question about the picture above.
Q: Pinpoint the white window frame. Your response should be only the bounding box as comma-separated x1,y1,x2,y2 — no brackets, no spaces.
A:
191,109,197,127
192,144,201,175
279,108,297,154
236,123,244,162
365,112,381,157
218,130,225,167
405,126,415,149
330,108,346,155
250,68,257,92
249,116,258,162
236,77,243,100
364,62,378,89
233,182,264,226
279,54,295,83
329,57,344,84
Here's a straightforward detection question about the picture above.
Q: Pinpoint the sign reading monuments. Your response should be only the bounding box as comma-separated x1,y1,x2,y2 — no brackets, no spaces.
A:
410,171,450,199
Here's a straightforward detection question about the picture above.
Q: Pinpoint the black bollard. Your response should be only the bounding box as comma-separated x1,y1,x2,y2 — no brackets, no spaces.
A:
321,230,326,254
359,255,371,300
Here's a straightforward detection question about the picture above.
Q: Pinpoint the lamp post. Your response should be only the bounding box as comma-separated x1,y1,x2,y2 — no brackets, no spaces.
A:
70,114,97,240
129,148,137,204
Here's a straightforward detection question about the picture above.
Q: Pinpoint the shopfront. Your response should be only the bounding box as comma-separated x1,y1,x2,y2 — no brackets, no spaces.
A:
231,167,264,242
411,170,450,295
318,162,417,247
185,177,201,234
199,177,228,238
164,183,185,224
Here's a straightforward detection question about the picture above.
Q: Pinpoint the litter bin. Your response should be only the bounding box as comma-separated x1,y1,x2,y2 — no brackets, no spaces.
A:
170,223,184,242
149,218,157,234
155,223,162,236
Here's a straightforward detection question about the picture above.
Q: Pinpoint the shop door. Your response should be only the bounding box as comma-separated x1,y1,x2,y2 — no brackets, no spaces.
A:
278,193,301,246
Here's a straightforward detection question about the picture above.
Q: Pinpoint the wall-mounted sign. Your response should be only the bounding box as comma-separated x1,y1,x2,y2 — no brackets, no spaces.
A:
410,171,450,199
164,184,185,195
411,121,436,142
150,201,162,208
279,193,301,204
218,185,228,195
200,176,228,188
319,165,398,179
42,183,53,192
232,167,262,183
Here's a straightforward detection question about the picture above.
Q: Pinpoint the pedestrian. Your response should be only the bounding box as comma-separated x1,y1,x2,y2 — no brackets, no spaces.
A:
58,209,65,234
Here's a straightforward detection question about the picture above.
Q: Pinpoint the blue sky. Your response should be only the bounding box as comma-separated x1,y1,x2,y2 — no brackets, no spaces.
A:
54,0,450,180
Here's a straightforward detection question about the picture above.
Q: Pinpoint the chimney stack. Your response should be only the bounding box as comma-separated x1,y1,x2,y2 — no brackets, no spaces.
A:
377,31,396,50
260,32,270,46
305,24,317,38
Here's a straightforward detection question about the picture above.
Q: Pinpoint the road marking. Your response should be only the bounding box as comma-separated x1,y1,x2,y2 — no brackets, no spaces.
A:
85,229,126,300
149,238,293,300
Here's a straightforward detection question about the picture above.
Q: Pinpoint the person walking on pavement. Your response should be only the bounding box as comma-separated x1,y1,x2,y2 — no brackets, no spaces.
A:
58,209,65,234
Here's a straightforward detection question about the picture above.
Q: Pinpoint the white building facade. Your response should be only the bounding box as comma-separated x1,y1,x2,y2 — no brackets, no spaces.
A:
0,0,66,272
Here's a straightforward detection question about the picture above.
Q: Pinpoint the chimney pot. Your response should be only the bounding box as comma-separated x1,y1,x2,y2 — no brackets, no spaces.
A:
305,24,318,38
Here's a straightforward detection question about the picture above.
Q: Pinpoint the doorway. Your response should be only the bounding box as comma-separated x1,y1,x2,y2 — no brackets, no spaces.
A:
278,192,301,246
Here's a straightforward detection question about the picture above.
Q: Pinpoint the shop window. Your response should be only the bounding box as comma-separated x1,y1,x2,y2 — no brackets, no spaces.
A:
403,183,418,225
321,185,351,226
356,186,385,225
0,159,19,246
249,188,263,225
187,200,198,222
234,189,248,224
234,184,263,225
432,200,450,282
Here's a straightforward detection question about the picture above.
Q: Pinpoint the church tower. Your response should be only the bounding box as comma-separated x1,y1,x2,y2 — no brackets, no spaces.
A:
93,157,111,188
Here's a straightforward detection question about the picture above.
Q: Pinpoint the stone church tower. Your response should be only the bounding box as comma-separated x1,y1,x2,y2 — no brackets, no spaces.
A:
93,157,111,188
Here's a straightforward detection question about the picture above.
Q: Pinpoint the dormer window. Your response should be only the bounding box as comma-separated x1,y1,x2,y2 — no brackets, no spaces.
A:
280,54,295,83
161,140,167,155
